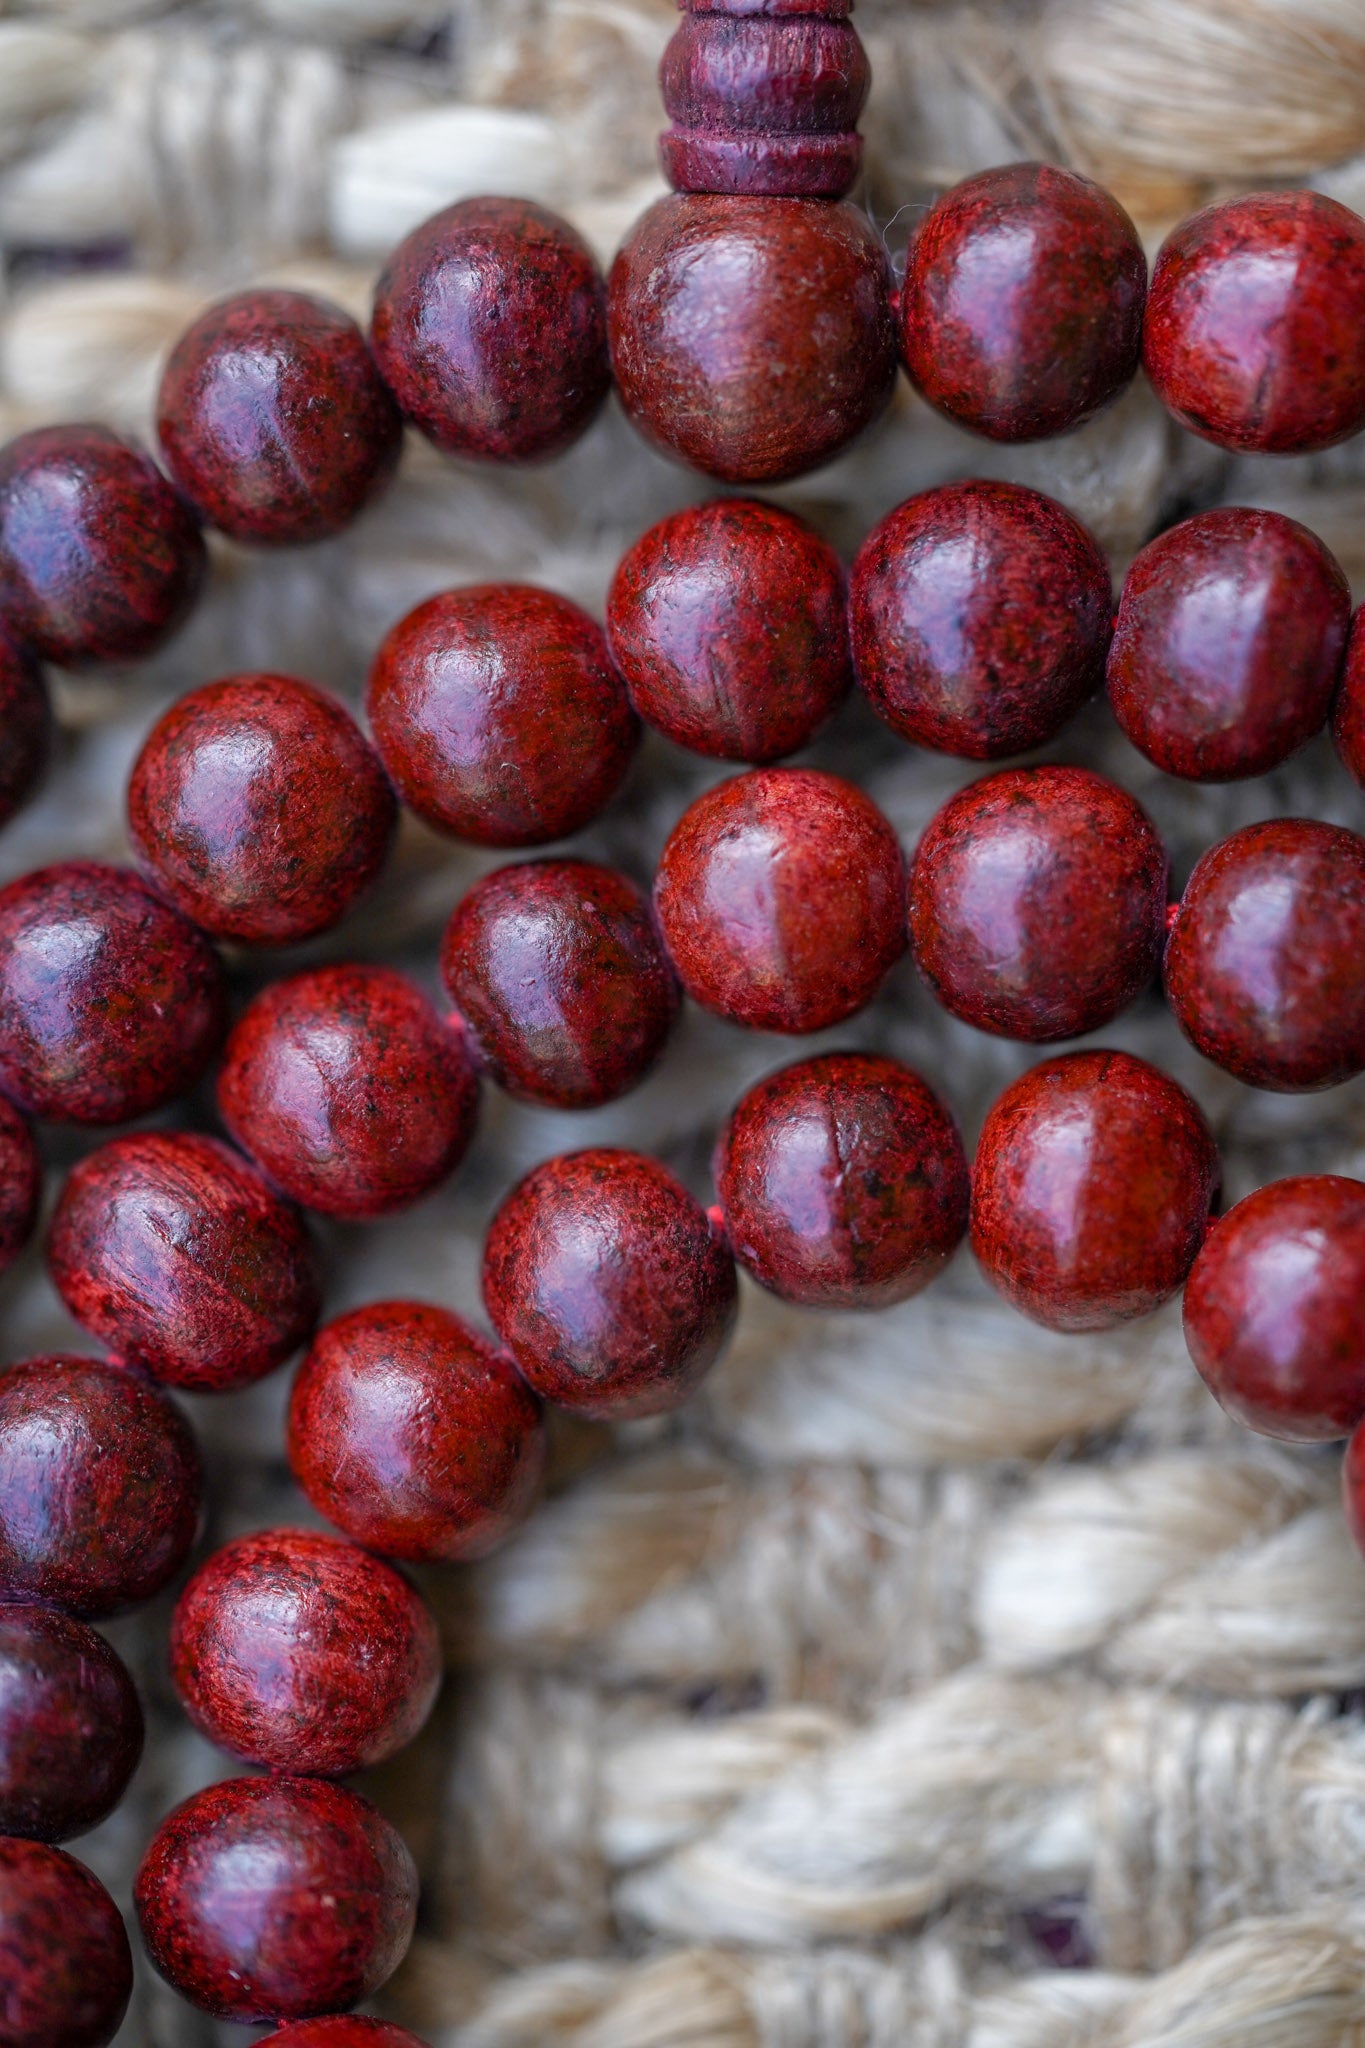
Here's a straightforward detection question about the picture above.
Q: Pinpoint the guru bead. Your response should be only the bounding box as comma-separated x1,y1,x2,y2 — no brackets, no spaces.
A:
258,2027,431,2047
0,632,49,831
0,1098,39,1279
0,1840,132,2048
0,1603,142,1843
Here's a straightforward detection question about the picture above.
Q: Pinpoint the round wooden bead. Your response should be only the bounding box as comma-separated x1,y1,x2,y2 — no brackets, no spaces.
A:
908,766,1168,1042
0,861,225,1125
0,1355,201,1618
1164,820,1365,1091
654,766,906,1032
258,2026,431,2047
367,585,637,847
850,481,1112,758
0,632,49,830
134,1775,417,2024
0,1840,132,2048
370,198,610,464
1331,608,1365,787
609,194,896,483
0,1098,39,1279
1143,191,1365,453
217,964,479,1220
48,1132,319,1393
0,425,205,667
483,1148,738,1419
606,498,851,762
971,1049,1219,1333
288,1301,546,1563
0,1603,143,1843
170,1527,441,1775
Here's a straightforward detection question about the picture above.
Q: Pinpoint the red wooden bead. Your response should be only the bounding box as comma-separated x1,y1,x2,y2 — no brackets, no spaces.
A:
0,632,49,830
127,672,397,944
258,2026,430,2047
0,861,225,1125
0,425,205,667
609,195,896,483
157,290,402,546
850,481,1112,758
0,1840,132,2048
1341,1420,1365,1560
0,1356,201,1618
1184,1175,1365,1442
367,585,637,847
606,498,851,762
1331,608,1365,788
48,1132,319,1393
713,1051,969,1308
170,1527,440,1775
217,964,479,1220
654,766,906,1032
483,1148,738,1418
971,1049,1219,1332
134,1775,417,2024
1143,191,1365,453
0,1098,39,1279
908,766,1168,1042
288,1301,546,1563
0,1603,142,1843
1164,820,1365,1092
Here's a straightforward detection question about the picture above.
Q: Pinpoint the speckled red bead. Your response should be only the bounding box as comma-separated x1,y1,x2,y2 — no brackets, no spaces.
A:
483,1148,738,1418
908,766,1168,1043
0,1840,132,2048
971,1049,1219,1333
288,1301,546,1563
850,481,1112,758
0,632,49,830
258,2026,431,2047
134,1775,417,2024
0,1098,39,1279
1331,609,1365,788
0,1603,142,1843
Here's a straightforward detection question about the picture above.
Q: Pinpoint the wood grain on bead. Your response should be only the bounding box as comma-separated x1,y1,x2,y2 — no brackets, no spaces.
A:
1331,609,1365,788
0,1840,132,2048
0,1603,143,1843
0,1098,39,1279
0,632,49,830
257,2026,431,2047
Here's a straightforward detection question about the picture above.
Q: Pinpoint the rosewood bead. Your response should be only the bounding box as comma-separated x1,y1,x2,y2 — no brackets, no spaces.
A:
971,1049,1219,1333
1331,609,1365,787
127,672,397,943
0,633,49,830
0,1098,39,1279
134,1775,417,2024
0,1840,132,2048
850,481,1112,758
483,1148,738,1419
908,766,1167,1042
654,766,906,1032
258,2027,431,2047
0,1603,142,1842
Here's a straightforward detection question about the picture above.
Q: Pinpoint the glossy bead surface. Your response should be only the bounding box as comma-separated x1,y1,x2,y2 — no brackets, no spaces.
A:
1143,190,1365,453
0,1098,39,1279
0,861,225,1125
128,672,397,944
654,766,906,1032
606,498,851,762
0,1840,132,2048
483,1148,738,1418
0,634,49,830
850,481,1112,758
1164,820,1365,1091
1331,608,1365,787
258,2027,430,2047
157,290,401,546
909,766,1168,1042
0,425,204,666
1184,1175,1365,1441
288,1301,546,1563
218,964,479,1220
609,194,896,483
0,1603,142,1842
368,585,637,847
135,1775,417,2024
971,1049,1219,1333
48,1132,319,1392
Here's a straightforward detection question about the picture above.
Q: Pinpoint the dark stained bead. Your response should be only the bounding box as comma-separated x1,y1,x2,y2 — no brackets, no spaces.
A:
0,1097,39,1279
367,584,637,847
0,1603,143,1843
971,1049,1219,1333
908,766,1168,1042
0,632,49,830
483,1148,738,1419
653,766,906,1033
127,671,397,944
1331,608,1365,788
258,2026,431,2047
850,481,1112,759
0,1840,132,2048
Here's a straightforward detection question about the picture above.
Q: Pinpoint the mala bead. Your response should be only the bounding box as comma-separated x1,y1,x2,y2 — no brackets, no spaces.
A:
288,1301,546,1563
1331,609,1365,787
170,1527,440,1776
850,481,1112,758
370,198,610,464
908,766,1168,1042
1164,819,1365,1091
654,766,906,1032
0,1603,142,1843
606,498,851,762
368,585,637,847
258,2027,431,2046
218,964,479,1220
609,195,896,483
0,425,204,667
713,1051,969,1308
134,1775,418,2024
0,633,49,830
128,673,396,944
483,1148,738,1419
1143,191,1365,453
971,1049,1219,1333
0,1099,39,1279
157,290,402,546
0,1840,132,2048
47,1132,319,1393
